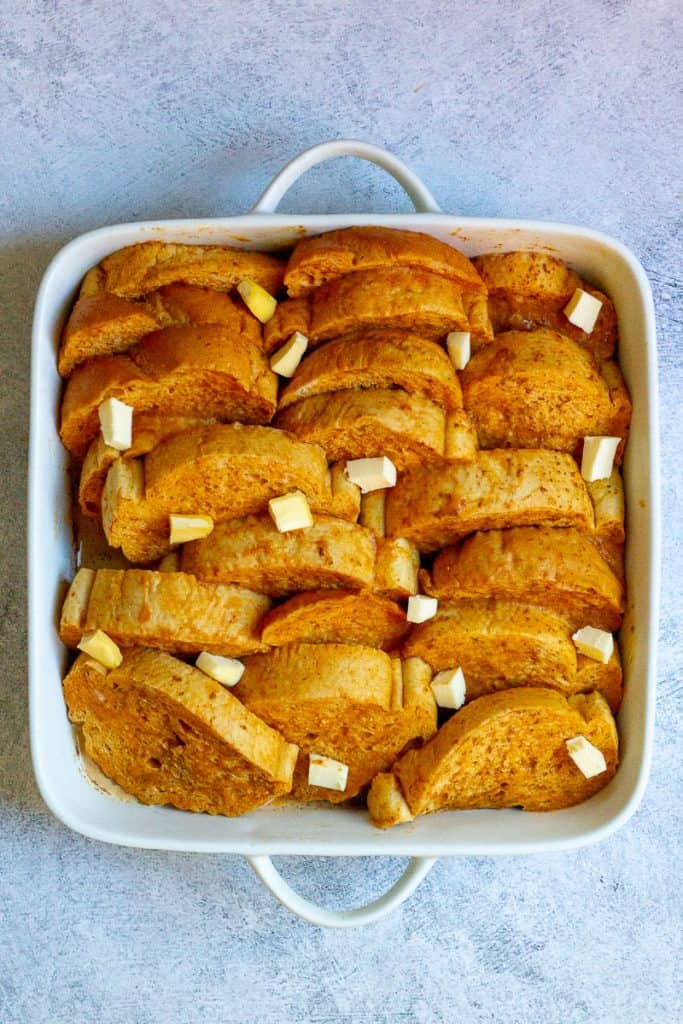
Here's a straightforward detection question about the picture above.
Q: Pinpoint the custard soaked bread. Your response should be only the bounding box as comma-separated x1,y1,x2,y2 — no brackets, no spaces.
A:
275,388,477,469
368,688,619,827
460,329,630,455
259,590,409,650
233,644,437,803
283,226,486,296
58,283,262,378
402,598,623,710
64,650,297,815
421,527,624,631
60,322,276,458
101,424,361,563
277,330,463,411
384,449,595,553
60,567,271,656
182,513,419,600
472,251,617,360
79,241,285,300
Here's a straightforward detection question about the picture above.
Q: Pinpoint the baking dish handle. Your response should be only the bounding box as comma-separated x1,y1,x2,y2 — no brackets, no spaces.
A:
246,854,436,928
250,139,442,214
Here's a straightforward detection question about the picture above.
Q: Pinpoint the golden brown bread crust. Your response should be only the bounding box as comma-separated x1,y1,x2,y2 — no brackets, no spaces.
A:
181,514,377,597
284,226,486,297
101,425,359,564
60,324,277,458
401,598,622,710
310,266,469,341
59,294,160,377
64,650,297,816
234,644,437,802
385,449,595,553
275,388,454,469
78,414,212,519
259,590,409,650
59,568,271,656
463,291,495,348
263,296,312,353
144,283,264,339
472,252,617,360
81,241,285,299
368,688,618,826
461,329,631,454
373,537,420,599
422,526,624,631
277,330,463,411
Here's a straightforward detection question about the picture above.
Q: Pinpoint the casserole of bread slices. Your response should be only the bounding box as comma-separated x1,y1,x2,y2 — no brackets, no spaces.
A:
29,144,658,899
47,225,638,830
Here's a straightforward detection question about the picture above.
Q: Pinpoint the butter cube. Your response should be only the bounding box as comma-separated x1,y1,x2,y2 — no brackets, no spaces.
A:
195,652,244,687
446,331,471,370
431,667,466,709
572,625,614,664
407,594,438,624
237,279,277,323
563,288,603,333
270,331,308,377
308,753,349,792
77,629,123,669
98,397,133,451
345,456,397,494
268,491,313,532
169,514,214,545
566,735,607,778
581,436,620,482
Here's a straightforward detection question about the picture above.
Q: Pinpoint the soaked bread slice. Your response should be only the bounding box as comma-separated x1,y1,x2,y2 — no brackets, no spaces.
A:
367,688,618,826
58,294,159,377
461,330,631,454
422,526,624,631
277,330,463,411
101,424,360,563
384,449,595,553
233,644,437,803
78,414,212,519
60,323,277,458
473,251,617,360
401,598,622,710
63,649,297,815
283,226,486,296
259,590,409,650
60,567,271,656
181,514,377,596
79,241,285,300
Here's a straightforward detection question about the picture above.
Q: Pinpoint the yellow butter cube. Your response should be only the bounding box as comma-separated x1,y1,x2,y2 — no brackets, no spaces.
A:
308,753,349,792
268,491,313,532
169,514,214,545
77,629,123,670
195,652,244,687
566,735,607,778
237,279,277,323
563,288,603,334
270,331,308,377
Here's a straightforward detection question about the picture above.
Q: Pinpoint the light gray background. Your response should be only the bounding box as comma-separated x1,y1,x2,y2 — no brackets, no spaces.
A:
1,1,680,1021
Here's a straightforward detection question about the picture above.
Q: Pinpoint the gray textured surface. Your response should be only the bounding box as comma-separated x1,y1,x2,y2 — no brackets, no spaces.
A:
1,1,681,1021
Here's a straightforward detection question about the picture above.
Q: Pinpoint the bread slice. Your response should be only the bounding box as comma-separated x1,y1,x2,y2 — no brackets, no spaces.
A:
181,514,377,596
275,388,451,469
472,252,617,360
80,241,285,299
59,567,271,656
367,688,618,826
278,330,463,411
422,526,624,631
358,491,421,599
63,649,297,815
260,590,409,650
60,323,277,458
385,449,595,553
401,598,622,709
461,329,631,455
463,291,494,348
58,294,159,377
283,226,486,296
78,414,212,519
101,424,360,563
263,296,312,353
233,644,437,802
144,283,264,339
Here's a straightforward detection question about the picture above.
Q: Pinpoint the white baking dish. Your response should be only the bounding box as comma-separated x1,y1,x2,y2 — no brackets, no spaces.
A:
29,140,660,927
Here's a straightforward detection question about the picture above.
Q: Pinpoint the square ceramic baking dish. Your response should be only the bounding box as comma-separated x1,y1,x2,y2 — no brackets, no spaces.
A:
29,140,660,927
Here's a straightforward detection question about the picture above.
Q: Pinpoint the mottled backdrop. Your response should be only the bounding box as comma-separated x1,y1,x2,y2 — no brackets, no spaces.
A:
0,1,680,1022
